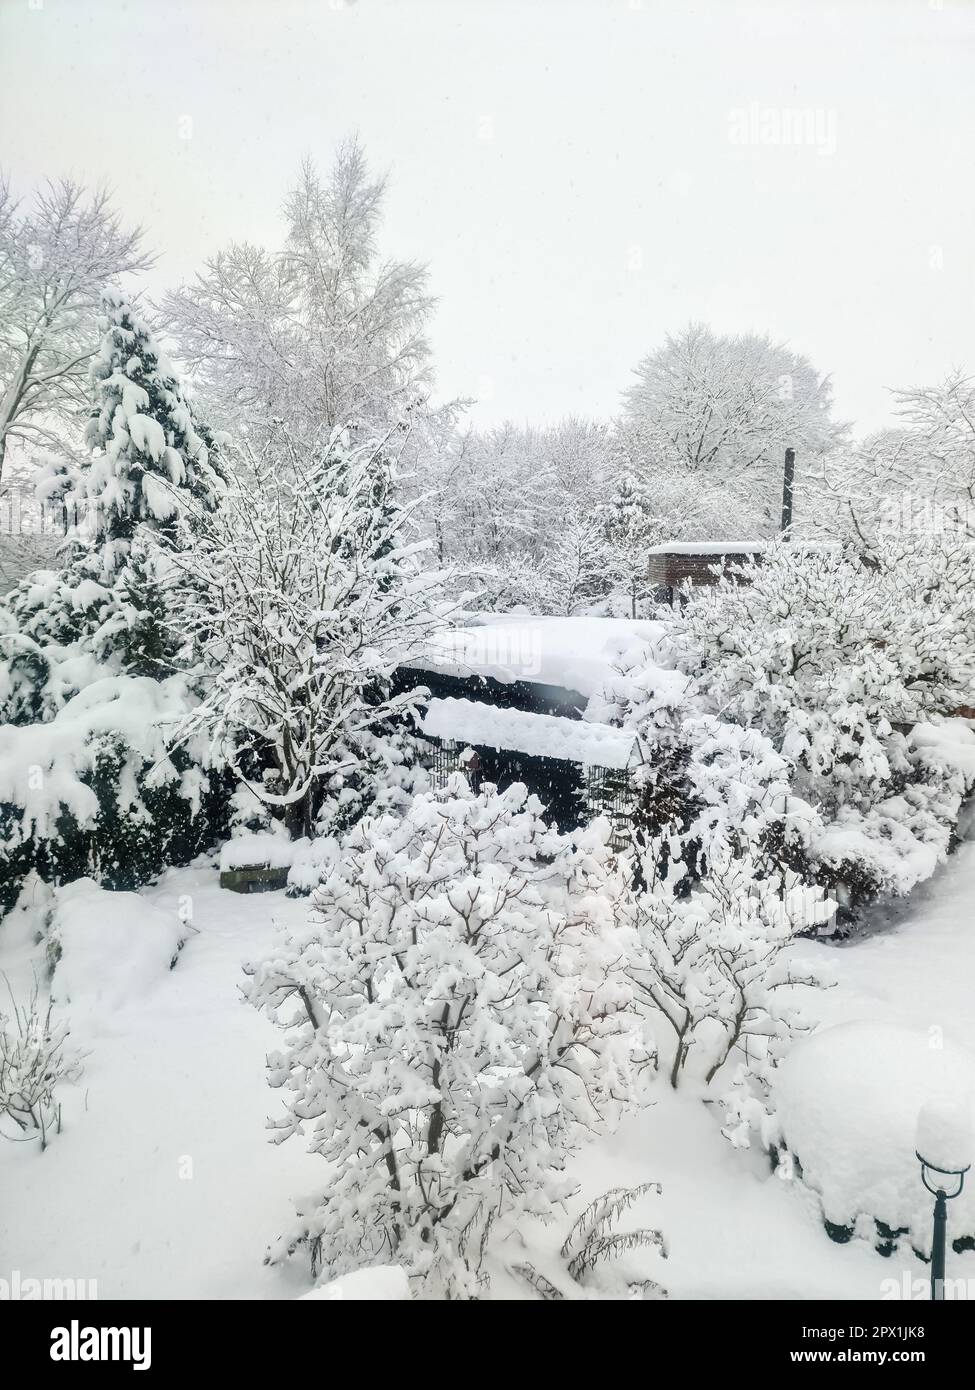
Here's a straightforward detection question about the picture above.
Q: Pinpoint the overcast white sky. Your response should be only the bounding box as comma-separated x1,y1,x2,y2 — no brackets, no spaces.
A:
1,0,973,437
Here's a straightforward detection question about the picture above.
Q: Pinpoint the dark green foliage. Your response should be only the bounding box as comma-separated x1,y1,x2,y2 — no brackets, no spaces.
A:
0,743,233,910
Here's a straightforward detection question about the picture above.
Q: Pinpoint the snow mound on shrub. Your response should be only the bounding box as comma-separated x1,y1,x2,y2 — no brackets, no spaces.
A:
811,803,944,898
299,1265,410,1301
286,835,340,895
911,718,975,781
773,1021,975,1252
49,878,187,1016
0,674,200,840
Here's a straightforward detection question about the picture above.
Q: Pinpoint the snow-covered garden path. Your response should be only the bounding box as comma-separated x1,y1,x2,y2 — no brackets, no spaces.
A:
567,839,975,1301
812,840,975,1054
0,868,323,1299
3,842,975,1300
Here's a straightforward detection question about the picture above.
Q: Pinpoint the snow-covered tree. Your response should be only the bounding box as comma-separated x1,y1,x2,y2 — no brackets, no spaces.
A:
437,423,557,568
163,140,434,445
162,424,451,838
888,371,975,519
818,370,975,550
600,472,661,617
82,290,224,552
0,293,230,905
549,509,607,616
245,780,640,1296
619,324,847,538
0,177,151,482
1,290,225,718
417,418,613,584
495,508,607,617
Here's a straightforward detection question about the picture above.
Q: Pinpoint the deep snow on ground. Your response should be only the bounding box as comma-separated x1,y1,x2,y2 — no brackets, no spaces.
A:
0,867,323,1299
3,843,975,1300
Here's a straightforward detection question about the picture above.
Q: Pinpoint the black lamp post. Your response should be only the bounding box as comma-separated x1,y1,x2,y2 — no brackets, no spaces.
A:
915,1150,970,1300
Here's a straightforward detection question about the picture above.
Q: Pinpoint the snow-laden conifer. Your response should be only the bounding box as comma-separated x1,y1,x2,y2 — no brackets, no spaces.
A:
0,292,228,904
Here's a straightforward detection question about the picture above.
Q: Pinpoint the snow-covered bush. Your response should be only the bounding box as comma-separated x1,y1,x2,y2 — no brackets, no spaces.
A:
618,837,832,1099
163,424,450,839
47,878,189,1017
771,1021,975,1256
0,672,228,911
675,540,975,790
0,980,81,1149
616,536,975,914
560,1183,666,1296
245,779,641,1297
592,657,821,890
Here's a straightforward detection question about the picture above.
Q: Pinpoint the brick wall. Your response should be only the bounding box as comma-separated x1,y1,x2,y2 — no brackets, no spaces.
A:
647,550,764,588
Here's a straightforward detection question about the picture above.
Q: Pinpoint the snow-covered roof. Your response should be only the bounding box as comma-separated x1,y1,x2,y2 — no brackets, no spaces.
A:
421,696,645,770
645,540,842,556
408,614,665,699
646,540,768,556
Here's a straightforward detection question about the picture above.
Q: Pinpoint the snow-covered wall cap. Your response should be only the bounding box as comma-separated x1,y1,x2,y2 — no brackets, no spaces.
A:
645,540,769,555
421,696,645,770
645,540,842,555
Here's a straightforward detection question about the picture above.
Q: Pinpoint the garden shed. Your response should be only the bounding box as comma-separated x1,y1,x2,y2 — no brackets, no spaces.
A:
646,541,767,601
397,614,663,837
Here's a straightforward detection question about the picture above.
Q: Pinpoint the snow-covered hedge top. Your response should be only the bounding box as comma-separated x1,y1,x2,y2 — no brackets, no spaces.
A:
421,697,644,770
409,613,668,699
